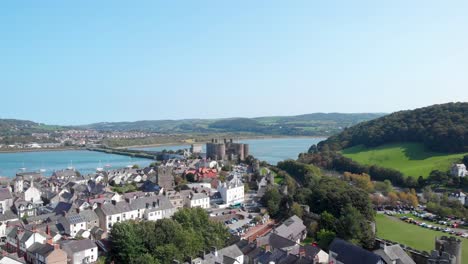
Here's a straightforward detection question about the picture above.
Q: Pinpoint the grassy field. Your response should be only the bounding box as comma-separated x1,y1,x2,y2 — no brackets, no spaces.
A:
376,214,467,261
341,143,468,178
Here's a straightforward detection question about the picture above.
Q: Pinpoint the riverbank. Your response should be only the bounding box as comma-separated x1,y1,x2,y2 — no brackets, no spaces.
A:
117,135,326,149
0,147,84,154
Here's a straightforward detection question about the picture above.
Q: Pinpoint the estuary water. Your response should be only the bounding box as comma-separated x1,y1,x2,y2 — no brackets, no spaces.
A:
132,137,325,165
0,137,324,178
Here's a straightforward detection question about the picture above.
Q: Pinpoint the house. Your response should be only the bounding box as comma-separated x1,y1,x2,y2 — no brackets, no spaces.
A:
61,239,98,264
257,233,300,255
0,211,19,238
373,244,416,264
24,185,42,204
94,200,138,232
0,255,25,264
137,196,176,221
451,164,467,177
192,245,244,264
448,191,467,206
184,191,210,209
79,209,100,229
273,215,307,244
217,174,244,206
0,188,14,214
5,226,47,257
302,244,329,264
13,199,38,218
329,238,384,264
57,214,87,238
27,242,67,264
166,191,185,209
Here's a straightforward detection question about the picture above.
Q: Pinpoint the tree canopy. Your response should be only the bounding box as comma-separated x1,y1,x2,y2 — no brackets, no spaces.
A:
317,102,468,153
109,208,229,264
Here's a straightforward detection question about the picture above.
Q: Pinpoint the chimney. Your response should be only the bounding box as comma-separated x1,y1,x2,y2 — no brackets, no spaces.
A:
112,200,117,205
76,208,80,214
211,247,218,257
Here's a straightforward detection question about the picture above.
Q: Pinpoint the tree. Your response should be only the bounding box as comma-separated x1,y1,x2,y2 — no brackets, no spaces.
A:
132,164,140,169
110,222,145,263
418,176,425,187
316,229,336,250
319,211,336,231
290,202,304,218
463,155,468,167
185,173,195,182
262,186,282,217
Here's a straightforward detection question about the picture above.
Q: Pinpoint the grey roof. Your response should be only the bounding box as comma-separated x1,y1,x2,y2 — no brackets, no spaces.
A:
27,242,54,257
329,238,382,264
19,230,34,243
269,233,298,250
374,245,416,264
302,244,321,259
0,188,13,201
65,213,86,224
97,195,174,216
79,209,99,222
274,215,306,240
61,239,97,253
53,202,73,215
201,244,243,264
98,201,134,216
0,210,18,221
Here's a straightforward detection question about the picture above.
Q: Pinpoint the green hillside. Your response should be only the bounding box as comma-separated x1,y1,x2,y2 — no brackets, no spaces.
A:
342,143,468,178
376,214,468,262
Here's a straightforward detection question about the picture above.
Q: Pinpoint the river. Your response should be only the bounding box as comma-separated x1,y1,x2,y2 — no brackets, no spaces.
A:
0,137,324,177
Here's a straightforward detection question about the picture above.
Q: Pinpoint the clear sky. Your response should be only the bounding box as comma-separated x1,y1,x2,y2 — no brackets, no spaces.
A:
1,1,467,125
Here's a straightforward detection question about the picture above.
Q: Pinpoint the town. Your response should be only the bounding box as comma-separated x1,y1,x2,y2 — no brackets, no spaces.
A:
0,137,466,264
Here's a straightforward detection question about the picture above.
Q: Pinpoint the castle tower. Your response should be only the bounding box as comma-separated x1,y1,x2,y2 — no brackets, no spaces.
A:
435,236,462,264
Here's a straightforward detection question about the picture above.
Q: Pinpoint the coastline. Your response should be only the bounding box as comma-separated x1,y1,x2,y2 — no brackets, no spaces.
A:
0,147,84,154
119,135,327,149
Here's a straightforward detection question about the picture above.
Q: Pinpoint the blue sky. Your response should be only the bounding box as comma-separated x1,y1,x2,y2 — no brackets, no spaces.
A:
1,1,467,125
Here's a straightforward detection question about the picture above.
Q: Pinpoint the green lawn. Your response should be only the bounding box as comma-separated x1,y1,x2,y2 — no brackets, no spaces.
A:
341,143,468,178
376,214,467,261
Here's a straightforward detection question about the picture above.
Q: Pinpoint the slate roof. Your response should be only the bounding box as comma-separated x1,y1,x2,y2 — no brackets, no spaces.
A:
0,188,13,201
0,210,18,222
268,233,298,250
53,202,73,215
374,244,416,264
274,215,306,240
329,238,382,264
79,209,99,222
27,242,54,257
65,213,86,224
61,239,97,253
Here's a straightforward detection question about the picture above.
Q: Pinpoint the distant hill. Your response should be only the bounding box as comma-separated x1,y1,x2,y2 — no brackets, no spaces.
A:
318,102,468,153
82,113,385,136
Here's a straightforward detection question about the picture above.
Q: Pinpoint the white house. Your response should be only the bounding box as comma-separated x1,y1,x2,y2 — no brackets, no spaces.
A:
24,185,42,204
94,195,175,231
0,188,14,214
61,239,98,264
217,174,244,206
5,226,47,256
185,192,210,209
451,164,467,177
58,213,87,238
